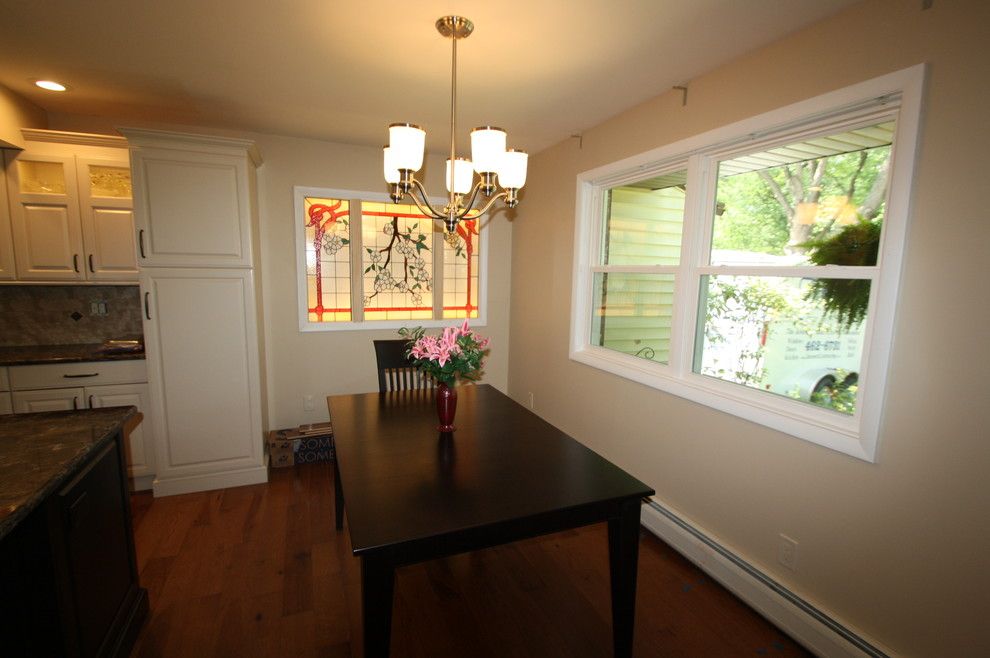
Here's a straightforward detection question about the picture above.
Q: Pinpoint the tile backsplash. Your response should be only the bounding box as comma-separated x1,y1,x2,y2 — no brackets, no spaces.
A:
0,285,143,346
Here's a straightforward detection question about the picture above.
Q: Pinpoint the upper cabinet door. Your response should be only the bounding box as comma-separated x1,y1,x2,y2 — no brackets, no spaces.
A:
0,154,16,280
76,157,139,281
5,151,85,281
130,146,256,268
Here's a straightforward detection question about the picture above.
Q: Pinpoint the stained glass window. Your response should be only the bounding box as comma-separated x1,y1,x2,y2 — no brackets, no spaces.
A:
361,201,434,322
303,196,351,322
297,189,485,327
442,216,480,319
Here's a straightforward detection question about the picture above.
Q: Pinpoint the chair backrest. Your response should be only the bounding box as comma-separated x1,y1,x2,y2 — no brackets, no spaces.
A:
373,339,434,392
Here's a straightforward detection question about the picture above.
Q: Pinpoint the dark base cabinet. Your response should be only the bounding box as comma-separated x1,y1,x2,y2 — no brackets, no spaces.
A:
0,432,148,657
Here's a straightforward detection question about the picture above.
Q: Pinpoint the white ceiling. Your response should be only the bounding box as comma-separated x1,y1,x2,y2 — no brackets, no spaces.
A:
0,0,862,155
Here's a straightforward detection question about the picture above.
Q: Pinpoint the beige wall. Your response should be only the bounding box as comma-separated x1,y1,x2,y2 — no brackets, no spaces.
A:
507,0,990,655
0,84,46,148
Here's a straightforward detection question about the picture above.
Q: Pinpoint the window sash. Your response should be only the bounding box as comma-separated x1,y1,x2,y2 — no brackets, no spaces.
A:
570,65,926,462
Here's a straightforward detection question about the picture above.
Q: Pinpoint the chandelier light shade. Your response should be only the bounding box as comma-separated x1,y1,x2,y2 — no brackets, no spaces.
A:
388,123,426,173
445,158,474,195
382,146,400,184
498,149,529,189
384,16,528,232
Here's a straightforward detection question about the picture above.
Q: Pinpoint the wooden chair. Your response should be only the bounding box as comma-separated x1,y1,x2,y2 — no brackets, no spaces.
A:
373,339,434,392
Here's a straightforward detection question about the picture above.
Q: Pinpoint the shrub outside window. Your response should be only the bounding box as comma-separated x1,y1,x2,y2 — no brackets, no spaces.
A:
295,187,485,331
570,66,925,461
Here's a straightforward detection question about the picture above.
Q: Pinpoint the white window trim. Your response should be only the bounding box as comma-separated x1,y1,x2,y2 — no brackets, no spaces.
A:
294,186,489,332
570,64,926,462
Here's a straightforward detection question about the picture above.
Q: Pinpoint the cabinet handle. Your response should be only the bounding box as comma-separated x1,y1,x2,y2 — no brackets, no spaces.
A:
138,229,146,259
72,254,80,273
63,373,99,378
144,292,151,320
88,395,94,408
88,254,95,273
72,396,79,410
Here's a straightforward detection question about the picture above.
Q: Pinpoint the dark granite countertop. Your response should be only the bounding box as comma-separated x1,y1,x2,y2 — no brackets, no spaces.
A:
0,407,138,540
0,343,145,366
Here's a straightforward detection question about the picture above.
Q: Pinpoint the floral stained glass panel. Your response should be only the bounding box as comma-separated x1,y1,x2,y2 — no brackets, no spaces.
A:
361,202,435,322
304,197,351,322
442,217,480,319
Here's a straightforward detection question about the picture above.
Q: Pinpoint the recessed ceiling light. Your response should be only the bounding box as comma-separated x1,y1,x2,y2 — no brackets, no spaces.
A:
35,80,68,92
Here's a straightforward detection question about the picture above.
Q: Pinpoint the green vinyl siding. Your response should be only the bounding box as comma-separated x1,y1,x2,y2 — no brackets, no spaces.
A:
595,185,685,363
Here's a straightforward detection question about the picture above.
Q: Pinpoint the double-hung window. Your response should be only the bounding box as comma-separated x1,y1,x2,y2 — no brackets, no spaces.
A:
295,187,485,331
571,66,925,461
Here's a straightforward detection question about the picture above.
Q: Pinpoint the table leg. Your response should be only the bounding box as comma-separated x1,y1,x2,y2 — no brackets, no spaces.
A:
333,458,344,531
608,499,642,658
361,555,396,658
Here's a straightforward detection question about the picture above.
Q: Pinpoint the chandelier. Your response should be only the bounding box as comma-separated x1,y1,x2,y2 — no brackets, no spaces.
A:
384,16,528,233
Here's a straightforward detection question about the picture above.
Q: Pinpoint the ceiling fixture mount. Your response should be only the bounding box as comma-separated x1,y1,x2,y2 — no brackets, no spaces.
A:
384,16,527,233
34,80,67,92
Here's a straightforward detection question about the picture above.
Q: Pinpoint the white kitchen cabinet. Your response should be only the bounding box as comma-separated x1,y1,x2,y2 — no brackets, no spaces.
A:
12,387,85,412
8,359,156,490
0,154,16,280
88,383,155,486
2,131,137,283
76,157,139,281
5,151,83,281
140,268,266,495
122,129,261,269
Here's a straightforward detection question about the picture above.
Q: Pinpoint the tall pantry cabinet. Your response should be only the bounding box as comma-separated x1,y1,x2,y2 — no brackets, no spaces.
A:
122,129,268,497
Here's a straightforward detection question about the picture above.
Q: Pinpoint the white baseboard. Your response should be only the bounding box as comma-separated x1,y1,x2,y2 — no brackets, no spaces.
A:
640,499,892,658
152,464,268,497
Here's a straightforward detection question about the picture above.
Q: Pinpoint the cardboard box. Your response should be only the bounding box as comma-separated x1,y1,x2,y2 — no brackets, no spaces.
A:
267,427,334,468
295,434,334,464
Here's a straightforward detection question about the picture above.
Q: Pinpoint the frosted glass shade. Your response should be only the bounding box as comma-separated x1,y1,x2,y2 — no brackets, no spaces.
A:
388,123,426,172
445,158,474,194
383,146,400,184
498,149,528,189
470,126,506,174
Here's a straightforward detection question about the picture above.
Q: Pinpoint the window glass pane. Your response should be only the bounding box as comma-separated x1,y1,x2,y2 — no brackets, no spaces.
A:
695,275,868,415
442,217,480,319
592,273,674,363
89,165,131,198
361,202,434,321
304,197,351,322
711,121,894,267
17,160,66,194
602,170,686,266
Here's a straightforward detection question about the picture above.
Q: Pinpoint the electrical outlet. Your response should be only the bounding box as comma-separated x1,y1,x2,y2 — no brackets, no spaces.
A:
527,392,535,409
777,534,799,571
90,300,109,316
303,394,315,411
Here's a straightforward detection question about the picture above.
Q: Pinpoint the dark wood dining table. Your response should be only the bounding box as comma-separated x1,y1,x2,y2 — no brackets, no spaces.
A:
327,384,655,658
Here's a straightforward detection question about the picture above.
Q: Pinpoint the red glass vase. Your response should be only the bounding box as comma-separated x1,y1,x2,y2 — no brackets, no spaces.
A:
436,382,457,432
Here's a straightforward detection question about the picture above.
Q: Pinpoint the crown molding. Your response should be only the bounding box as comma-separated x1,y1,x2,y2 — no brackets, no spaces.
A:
20,128,128,149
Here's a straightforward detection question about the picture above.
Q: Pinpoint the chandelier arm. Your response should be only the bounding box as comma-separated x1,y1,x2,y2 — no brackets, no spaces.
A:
407,178,446,219
471,190,510,217
452,180,485,220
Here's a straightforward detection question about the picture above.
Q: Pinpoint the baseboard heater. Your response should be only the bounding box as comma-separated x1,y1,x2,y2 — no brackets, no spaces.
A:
641,498,891,658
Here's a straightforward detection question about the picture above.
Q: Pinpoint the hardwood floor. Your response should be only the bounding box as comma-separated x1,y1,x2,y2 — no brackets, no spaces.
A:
128,464,811,657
